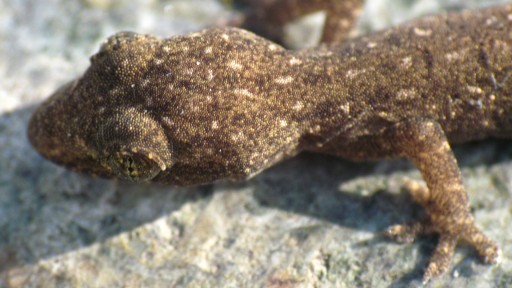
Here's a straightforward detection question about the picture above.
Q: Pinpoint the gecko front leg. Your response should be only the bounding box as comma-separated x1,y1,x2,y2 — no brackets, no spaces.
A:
382,119,501,283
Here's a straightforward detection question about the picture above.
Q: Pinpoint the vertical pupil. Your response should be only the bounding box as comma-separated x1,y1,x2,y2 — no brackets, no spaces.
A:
108,152,161,181
126,156,136,174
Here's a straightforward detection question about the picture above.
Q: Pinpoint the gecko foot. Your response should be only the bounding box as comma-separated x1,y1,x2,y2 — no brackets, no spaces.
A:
384,218,500,284
382,221,430,243
383,179,501,284
382,219,456,283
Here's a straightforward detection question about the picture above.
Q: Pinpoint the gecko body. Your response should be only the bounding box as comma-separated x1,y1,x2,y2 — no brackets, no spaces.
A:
28,3,511,283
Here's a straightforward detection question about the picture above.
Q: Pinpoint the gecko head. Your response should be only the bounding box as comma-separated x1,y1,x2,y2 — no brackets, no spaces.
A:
28,28,288,185
28,31,178,182
28,79,173,182
27,80,108,176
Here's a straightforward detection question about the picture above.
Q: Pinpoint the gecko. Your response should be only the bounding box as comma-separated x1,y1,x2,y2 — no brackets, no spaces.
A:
27,1,511,283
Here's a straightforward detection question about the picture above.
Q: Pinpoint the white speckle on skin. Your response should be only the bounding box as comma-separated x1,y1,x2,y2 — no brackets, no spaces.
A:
208,70,215,80
268,44,278,51
346,69,366,80
162,116,174,126
212,121,219,129
400,56,412,68
367,42,377,48
340,103,350,114
231,132,245,141
292,101,304,111
154,59,164,65
485,16,498,26
234,88,254,97
445,51,461,62
467,85,483,94
378,111,394,121
413,27,432,37
228,60,243,70
275,76,294,85
196,61,200,66
396,89,417,100
222,34,229,41
162,46,171,53
279,119,288,127
340,18,351,28
204,46,213,54
289,57,302,65
308,125,321,134
469,99,483,108
492,39,508,50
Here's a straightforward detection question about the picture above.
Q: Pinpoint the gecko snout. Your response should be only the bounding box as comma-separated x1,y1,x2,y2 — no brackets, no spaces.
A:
27,81,102,173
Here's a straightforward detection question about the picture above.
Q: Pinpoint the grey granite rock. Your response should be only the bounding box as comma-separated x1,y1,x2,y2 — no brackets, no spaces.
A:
1,0,511,287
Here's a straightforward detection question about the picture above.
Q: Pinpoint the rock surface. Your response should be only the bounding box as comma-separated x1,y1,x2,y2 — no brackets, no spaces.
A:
1,0,511,287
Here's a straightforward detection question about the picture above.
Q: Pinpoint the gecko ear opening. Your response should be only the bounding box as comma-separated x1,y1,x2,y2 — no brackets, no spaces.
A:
106,149,165,182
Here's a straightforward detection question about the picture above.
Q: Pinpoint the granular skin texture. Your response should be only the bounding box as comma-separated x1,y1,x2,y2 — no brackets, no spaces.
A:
28,2,512,284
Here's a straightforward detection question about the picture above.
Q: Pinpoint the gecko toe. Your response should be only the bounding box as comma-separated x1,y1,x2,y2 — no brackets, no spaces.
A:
402,178,430,206
462,225,501,264
422,235,457,284
382,221,426,243
481,245,501,264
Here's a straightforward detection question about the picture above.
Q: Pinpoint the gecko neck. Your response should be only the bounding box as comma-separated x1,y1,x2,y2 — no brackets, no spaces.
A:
277,49,364,146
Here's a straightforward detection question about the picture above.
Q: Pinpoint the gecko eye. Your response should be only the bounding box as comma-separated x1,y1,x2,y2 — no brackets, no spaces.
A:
107,150,163,182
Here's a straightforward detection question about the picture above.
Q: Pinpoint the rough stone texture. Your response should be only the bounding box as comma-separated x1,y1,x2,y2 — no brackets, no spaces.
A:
1,0,511,287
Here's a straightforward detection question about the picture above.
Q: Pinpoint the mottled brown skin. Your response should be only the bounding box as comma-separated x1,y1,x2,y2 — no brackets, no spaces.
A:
28,2,512,284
